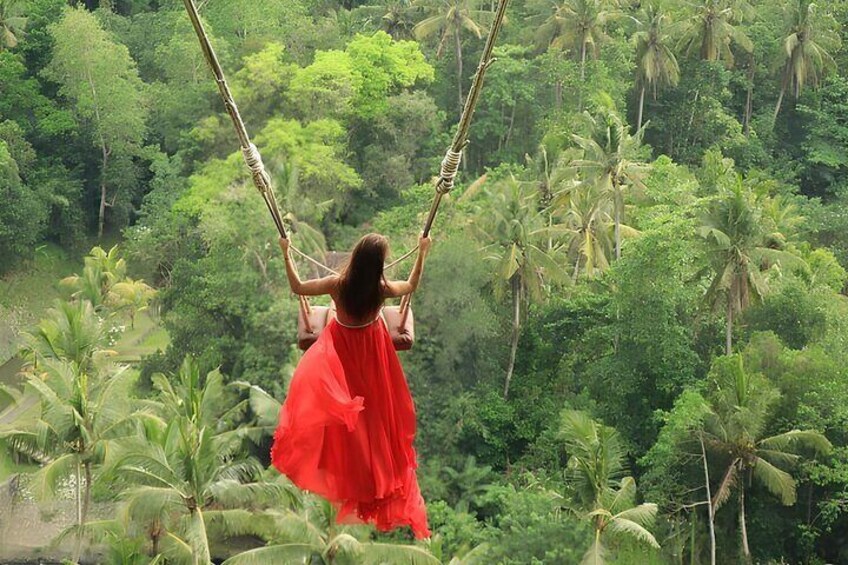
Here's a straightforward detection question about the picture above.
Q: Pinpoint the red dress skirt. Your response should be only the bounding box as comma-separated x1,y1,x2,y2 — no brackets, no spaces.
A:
270,316,430,539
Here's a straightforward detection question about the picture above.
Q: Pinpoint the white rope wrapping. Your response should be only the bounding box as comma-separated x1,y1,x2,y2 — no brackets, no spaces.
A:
241,143,271,188
437,149,462,193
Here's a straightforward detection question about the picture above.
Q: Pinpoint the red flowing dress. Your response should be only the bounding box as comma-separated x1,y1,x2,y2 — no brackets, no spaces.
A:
270,313,430,539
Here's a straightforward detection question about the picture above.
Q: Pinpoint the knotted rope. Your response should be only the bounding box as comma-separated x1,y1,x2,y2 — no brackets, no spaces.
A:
436,149,463,194
241,143,271,187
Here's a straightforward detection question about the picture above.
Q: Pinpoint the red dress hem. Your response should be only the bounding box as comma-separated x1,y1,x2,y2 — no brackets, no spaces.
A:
270,318,430,539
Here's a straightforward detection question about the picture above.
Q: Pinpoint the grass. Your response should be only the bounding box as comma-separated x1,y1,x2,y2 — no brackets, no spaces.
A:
0,243,81,363
111,310,170,363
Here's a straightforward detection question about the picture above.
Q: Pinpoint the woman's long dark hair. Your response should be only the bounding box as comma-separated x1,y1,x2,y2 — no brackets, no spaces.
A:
337,233,388,319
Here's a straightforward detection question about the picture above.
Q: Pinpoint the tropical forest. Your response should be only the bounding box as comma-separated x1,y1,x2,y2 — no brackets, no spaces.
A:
2,0,848,563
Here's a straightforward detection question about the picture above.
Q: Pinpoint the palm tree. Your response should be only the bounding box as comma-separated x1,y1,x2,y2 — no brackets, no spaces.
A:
700,356,831,560
475,176,563,399
558,182,613,281
60,245,129,312
111,278,157,329
536,0,613,82
632,3,679,131
773,0,839,120
107,358,294,563
412,0,494,111
1,351,138,561
441,455,495,513
567,105,649,261
677,0,753,66
558,410,660,564
220,509,441,564
534,0,614,108
24,299,105,372
698,177,802,354
355,0,417,39
0,0,26,50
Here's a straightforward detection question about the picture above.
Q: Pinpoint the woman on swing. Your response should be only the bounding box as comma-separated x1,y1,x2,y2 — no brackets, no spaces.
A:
271,233,432,539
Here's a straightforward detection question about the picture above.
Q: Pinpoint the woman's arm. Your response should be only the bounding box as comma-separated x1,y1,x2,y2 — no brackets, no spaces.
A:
384,235,431,298
279,238,338,296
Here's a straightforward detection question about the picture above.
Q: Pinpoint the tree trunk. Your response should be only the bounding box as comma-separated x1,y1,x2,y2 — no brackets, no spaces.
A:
151,518,161,556
637,85,645,132
503,278,521,399
743,57,754,137
578,43,587,109
504,103,517,149
740,487,751,561
700,434,717,565
82,461,92,526
455,29,464,114
614,188,622,261
554,80,563,109
773,84,786,123
726,297,733,355
689,512,696,565
73,459,83,562
98,146,109,239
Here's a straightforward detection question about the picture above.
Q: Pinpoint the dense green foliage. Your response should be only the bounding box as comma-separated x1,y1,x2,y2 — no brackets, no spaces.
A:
4,0,848,562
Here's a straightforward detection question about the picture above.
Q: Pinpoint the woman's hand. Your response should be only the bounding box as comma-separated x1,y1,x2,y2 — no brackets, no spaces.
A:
279,237,291,254
418,234,432,255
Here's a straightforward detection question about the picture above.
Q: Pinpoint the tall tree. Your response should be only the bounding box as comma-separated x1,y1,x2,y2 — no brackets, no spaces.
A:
475,177,563,399
536,0,613,82
108,358,292,563
535,0,614,108
412,0,493,112
558,410,660,564
678,0,753,66
0,0,26,50
2,300,137,562
632,2,679,131
698,177,801,354
700,356,831,561
567,105,649,261
0,139,47,270
773,0,839,120
559,182,613,281
44,7,146,238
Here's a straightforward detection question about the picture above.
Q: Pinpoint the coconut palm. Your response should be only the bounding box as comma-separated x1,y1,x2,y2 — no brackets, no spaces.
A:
632,3,679,131
441,455,495,514
475,176,564,398
0,0,26,50
412,0,494,111
107,358,294,563
558,410,660,564
700,356,831,560
535,0,615,82
677,0,753,67
0,353,138,562
566,105,649,261
220,521,440,564
111,278,157,329
773,0,839,120
698,177,803,354
23,299,105,372
60,245,129,312
559,182,614,281
355,0,417,38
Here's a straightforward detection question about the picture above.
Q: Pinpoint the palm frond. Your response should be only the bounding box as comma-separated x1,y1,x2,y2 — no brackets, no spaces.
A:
752,457,796,505
758,429,832,455
221,544,319,565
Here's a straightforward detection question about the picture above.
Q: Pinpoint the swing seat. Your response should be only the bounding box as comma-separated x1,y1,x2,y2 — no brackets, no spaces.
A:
297,302,414,351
